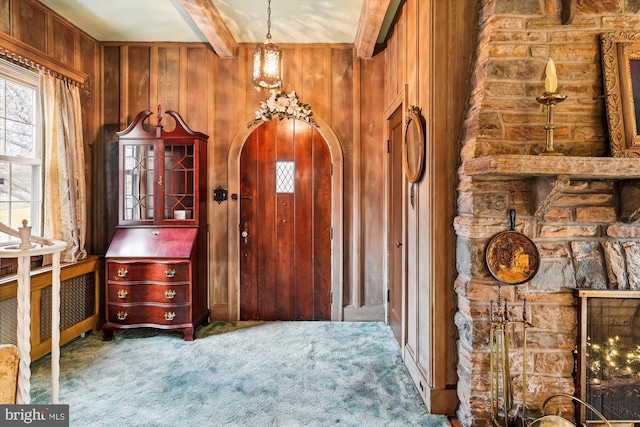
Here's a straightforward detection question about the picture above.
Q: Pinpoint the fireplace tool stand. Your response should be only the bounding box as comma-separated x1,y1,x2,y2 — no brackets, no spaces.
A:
489,287,530,427
489,287,615,426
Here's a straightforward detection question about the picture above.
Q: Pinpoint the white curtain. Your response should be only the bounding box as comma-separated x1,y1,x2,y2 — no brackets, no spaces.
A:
41,73,87,263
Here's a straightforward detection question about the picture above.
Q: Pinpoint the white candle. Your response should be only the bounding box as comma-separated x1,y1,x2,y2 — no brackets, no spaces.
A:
545,58,558,93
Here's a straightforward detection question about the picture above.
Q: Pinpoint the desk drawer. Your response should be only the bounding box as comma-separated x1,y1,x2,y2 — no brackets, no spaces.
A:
107,283,189,304
107,261,189,282
107,303,190,326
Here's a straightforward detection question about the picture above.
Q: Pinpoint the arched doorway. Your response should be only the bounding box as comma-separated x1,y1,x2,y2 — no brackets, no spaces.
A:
227,115,344,321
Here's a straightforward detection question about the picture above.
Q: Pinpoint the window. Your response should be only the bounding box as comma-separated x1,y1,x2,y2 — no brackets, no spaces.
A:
0,59,42,243
275,161,294,193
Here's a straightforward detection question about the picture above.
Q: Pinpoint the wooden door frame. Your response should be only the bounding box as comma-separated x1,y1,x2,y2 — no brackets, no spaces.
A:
383,86,408,353
227,115,344,321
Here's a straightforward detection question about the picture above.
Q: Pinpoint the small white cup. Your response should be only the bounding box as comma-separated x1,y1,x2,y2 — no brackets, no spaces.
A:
174,210,186,220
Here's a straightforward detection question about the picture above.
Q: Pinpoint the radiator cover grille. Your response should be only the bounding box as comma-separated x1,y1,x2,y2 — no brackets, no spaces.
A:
41,273,96,341
0,272,95,345
0,297,18,344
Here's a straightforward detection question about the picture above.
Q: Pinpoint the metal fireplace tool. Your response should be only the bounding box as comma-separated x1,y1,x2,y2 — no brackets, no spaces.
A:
485,210,613,426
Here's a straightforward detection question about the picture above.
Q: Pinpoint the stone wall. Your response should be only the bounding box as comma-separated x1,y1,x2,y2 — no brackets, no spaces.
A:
455,1,640,425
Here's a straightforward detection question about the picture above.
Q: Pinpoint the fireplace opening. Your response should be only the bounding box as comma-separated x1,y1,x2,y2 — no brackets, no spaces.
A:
577,290,640,425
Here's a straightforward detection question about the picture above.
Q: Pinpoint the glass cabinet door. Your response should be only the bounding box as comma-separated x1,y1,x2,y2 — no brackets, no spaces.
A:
122,143,155,222
163,142,195,221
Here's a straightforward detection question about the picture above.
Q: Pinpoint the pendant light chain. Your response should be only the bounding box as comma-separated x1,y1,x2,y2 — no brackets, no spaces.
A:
266,0,272,40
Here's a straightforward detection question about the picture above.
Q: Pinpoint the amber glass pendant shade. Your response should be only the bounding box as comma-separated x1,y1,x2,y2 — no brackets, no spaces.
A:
252,39,282,91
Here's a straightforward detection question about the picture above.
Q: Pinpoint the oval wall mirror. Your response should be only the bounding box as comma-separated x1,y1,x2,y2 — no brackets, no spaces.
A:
403,106,425,183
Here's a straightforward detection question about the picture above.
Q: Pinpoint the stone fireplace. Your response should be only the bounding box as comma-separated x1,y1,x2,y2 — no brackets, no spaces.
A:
453,1,640,426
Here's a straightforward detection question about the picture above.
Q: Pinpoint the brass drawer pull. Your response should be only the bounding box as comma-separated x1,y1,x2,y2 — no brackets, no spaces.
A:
164,268,176,278
164,312,176,321
117,289,129,299
116,311,128,321
165,290,177,299
117,268,128,277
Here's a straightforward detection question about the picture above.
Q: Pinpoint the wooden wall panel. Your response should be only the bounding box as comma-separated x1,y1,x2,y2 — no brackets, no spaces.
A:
14,0,45,52
242,48,260,122
48,15,74,67
103,46,121,245
186,47,208,131
361,53,386,305
385,24,396,105
211,49,236,315
126,47,151,123
0,0,10,35
157,47,181,118
329,47,355,305
406,0,418,104
78,33,99,253
281,45,303,96
301,47,328,119
395,7,406,100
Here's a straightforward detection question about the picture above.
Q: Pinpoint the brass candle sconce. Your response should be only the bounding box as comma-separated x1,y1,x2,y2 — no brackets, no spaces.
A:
537,59,567,156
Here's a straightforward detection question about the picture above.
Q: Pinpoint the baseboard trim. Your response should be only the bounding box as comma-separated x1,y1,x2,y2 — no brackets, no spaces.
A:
404,345,458,416
342,305,385,321
209,304,229,321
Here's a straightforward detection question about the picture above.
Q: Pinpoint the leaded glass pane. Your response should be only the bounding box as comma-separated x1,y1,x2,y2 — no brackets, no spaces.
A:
276,161,294,193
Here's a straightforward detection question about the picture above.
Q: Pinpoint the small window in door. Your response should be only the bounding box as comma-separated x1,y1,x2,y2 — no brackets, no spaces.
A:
275,161,294,193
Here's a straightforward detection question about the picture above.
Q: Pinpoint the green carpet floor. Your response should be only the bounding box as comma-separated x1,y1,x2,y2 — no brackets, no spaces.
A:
30,321,451,427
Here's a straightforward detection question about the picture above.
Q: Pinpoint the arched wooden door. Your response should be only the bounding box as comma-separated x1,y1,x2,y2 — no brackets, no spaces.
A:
239,119,332,320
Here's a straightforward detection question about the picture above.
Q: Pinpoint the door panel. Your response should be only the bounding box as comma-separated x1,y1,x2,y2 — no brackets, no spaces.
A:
389,108,404,345
240,119,331,320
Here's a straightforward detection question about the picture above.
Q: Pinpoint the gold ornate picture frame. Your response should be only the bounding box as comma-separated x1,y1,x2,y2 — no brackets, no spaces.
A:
601,31,640,157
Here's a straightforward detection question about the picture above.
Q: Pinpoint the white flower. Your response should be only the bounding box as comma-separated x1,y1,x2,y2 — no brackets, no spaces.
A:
266,96,278,111
249,90,318,127
276,96,289,112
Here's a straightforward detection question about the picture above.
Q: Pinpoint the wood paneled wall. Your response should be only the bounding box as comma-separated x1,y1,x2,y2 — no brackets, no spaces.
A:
0,0,390,325
102,42,386,321
1,0,484,418
0,0,102,253
381,0,477,414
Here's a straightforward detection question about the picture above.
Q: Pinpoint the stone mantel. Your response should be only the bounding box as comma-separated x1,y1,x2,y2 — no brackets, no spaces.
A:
464,155,640,219
464,155,640,180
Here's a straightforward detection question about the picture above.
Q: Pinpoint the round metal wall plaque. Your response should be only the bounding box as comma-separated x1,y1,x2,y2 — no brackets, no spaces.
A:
485,210,540,285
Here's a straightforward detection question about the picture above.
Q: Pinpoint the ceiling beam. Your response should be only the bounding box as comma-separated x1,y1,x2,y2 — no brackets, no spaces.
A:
176,0,238,58
354,0,392,59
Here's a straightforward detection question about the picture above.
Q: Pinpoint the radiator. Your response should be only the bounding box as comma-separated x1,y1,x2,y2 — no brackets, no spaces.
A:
0,256,102,361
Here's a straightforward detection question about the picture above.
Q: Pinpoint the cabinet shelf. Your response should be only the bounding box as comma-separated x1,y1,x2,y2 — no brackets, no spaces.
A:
464,155,640,180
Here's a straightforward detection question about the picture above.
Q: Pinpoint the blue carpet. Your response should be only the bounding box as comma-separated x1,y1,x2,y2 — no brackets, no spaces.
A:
30,321,451,427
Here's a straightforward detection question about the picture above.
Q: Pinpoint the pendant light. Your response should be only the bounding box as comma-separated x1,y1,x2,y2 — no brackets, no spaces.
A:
252,0,282,91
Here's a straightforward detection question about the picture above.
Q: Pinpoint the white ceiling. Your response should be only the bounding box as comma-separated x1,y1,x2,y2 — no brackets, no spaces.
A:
39,0,367,44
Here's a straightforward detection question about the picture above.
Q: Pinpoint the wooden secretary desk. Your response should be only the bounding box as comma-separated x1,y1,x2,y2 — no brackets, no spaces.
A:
103,110,208,341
